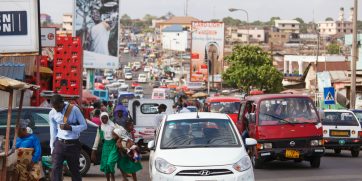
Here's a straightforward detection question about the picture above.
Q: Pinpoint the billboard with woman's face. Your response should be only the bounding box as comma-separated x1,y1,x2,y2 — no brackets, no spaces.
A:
191,22,224,82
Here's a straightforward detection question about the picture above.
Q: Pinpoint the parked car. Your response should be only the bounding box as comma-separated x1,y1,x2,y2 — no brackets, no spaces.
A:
0,107,98,176
125,72,133,80
144,66,151,72
138,74,147,83
323,110,362,157
148,112,256,180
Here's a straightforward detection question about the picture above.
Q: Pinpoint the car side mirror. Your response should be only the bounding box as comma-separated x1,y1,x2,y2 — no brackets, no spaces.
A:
318,110,325,120
148,140,155,150
245,138,257,147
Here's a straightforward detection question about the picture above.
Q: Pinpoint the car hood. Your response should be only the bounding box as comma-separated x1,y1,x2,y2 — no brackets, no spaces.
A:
156,147,243,166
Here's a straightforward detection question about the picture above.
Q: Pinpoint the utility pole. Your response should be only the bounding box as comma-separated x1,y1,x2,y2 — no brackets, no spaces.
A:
185,0,189,16
351,0,358,109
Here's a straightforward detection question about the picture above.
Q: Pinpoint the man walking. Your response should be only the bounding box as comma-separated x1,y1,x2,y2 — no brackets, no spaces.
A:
49,94,87,181
154,104,167,128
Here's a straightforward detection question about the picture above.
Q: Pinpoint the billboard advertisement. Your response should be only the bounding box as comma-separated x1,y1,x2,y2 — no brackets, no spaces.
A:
40,27,56,47
74,0,119,69
0,0,40,55
191,21,224,82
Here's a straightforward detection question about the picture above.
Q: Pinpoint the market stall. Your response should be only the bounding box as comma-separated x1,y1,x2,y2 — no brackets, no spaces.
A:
0,76,39,181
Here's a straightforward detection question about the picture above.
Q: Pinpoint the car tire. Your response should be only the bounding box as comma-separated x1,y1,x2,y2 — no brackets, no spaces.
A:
66,149,91,176
310,157,321,168
351,148,360,157
251,155,263,169
334,149,341,154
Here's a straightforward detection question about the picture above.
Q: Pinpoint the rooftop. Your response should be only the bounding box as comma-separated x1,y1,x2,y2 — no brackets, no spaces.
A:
275,20,300,24
166,112,229,121
158,16,200,25
162,24,185,32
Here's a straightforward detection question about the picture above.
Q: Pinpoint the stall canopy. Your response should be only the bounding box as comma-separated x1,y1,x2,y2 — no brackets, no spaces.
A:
82,90,99,104
0,76,39,91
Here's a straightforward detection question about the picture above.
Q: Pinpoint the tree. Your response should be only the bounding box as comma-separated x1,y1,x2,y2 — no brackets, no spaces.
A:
294,17,307,33
222,16,242,26
120,14,132,26
210,19,220,22
222,45,283,93
143,14,157,26
294,17,304,24
325,17,334,21
327,43,341,54
269,16,280,25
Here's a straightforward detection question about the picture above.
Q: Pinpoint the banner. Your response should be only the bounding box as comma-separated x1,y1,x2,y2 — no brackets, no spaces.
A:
75,0,119,69
191,21,224,82
0,0,40,55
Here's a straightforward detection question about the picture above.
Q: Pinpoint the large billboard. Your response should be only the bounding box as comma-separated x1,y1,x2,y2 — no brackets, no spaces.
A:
0,0,40,55
191,21,224,82
74,0,119,69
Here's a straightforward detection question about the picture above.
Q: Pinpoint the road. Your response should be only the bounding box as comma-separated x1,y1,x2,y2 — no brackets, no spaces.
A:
65,150,362,181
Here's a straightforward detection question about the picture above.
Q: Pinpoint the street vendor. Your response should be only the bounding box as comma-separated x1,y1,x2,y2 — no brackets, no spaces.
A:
15,119,43,181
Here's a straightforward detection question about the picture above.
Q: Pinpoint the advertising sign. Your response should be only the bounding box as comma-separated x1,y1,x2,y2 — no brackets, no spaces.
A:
0,0,40,55
41,27,56,47
191,21,224,82
75,0,119,69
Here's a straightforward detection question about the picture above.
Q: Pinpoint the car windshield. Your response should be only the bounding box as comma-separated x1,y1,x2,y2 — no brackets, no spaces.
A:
353,111,362,122
258,98,318,125
160,119,240,149
323,112,359,126
210,102,240,114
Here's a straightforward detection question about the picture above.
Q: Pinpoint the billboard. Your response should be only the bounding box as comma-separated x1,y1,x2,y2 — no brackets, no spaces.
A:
0,0,40,55
74,0,119,69
191,21,224,82
40,27,56,47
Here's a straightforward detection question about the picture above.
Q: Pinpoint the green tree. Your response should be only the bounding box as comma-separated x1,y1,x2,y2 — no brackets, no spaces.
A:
325,17,334,21
294,17,307,33
222,16,242,26
210,19,220,22
143,14,157,26
222,45,283,93
327,43,341,54
269,16,280,25
120,14,132,26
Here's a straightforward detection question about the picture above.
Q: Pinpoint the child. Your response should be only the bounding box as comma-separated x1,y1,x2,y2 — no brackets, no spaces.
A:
92,112,118,181
113,121,142,181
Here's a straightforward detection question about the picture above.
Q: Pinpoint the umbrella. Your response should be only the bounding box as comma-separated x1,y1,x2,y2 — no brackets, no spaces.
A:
192,92,208,98
94,83,105,90
82,90,99,104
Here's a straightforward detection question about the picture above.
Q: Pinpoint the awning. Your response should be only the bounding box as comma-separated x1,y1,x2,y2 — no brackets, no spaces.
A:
0,76,39,91
36,66,53,74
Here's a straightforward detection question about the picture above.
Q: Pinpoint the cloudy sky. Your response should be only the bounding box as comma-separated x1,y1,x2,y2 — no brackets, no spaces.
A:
41,0,359,23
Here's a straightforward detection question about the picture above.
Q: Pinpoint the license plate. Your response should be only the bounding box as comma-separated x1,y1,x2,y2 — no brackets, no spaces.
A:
285,149,300,158
330,130,350,137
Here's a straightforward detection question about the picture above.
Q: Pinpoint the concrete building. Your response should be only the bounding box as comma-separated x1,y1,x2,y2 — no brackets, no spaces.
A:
40,13,52,24
268,32,290,46
161,24,190,52
57,13,73,36
226,27,265,43
274,20,300,34
317,7,353,36
344,34,362,70
156,16,200,31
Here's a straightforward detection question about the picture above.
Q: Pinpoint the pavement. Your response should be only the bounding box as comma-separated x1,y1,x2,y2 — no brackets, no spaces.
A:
64,150,362,181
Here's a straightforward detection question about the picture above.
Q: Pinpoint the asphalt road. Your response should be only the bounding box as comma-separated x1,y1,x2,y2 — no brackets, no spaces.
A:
64,150,362,181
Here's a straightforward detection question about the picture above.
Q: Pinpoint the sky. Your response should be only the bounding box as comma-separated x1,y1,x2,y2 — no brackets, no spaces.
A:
41,0,359,23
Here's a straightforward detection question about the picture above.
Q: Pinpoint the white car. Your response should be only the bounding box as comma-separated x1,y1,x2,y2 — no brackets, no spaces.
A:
138,74,147,83
323,110,362,157
124,48,129,53
117,79,126,84
144,66,151,72
125,72,133,80
148,112,256,181
118,83,129,92
133,62,142,70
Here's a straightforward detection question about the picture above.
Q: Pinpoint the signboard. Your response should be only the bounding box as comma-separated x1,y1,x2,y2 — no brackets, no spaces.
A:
75,0,119,69
191,21,224,82
324,87,335,105
83,51,119,69
187,82,204,90
0,0,40,55
41,27,56,47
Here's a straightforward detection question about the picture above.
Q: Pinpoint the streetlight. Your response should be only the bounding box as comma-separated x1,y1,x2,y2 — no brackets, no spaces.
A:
229,8,250,44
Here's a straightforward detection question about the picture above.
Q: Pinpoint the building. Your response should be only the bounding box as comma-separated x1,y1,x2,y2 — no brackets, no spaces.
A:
156,16,200,31
344,34,362,70
161,24,190,52
40,13,52,25
317,7,353,36
57,13,73,36
268,31,291,46
226,26,265,43
274,20,300,34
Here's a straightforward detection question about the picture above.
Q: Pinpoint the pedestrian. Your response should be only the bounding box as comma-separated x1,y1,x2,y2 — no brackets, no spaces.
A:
91,112,118,181
14,119,43,181
107,101,114,119
113,103,128,128
49,94,87,181
113,121,142,181
91,109,102,126
179,103,191,113
91,101,102,119
154,104,167,128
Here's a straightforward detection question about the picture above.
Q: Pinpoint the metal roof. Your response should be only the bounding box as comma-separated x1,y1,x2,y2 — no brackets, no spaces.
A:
0,76,39,91
162,24,184,32
0,63,25,80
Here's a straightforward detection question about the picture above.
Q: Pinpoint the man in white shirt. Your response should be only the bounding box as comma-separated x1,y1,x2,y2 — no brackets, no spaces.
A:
154,104,167,129
179,103,191,113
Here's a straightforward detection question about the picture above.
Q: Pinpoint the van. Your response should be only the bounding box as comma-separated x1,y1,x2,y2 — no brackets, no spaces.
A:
204,97,241,123
151,88,166,100
128,99,174,151
323,110,362,157
237,94,324,169
138,74,147,83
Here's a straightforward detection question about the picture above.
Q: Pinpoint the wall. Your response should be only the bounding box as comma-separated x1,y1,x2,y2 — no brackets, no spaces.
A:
161,31,189,52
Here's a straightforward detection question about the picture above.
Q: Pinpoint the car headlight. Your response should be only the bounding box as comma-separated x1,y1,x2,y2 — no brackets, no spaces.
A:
233,156,252,172
264,143,272,149
311,140,323,146
155,158,176,174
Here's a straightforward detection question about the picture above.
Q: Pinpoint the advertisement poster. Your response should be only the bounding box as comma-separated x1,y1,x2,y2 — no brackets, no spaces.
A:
75,0,119,69
0,0,40,55
191,21,224,82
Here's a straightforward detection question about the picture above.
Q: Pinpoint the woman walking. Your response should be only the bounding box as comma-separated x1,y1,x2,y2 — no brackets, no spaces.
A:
91,112,118,181
113,121,142,181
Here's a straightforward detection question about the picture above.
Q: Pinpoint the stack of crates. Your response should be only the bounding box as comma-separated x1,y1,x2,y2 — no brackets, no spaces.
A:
53,36,83,95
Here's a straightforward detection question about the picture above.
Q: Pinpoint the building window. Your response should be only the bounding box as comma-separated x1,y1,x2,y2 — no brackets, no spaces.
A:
329,29,331,32
292,24,295,27
344,30,347,33
237,33,242,37
282,24,285,27
338,23,340,27
281,35,286,38
257,34,261,38
338,29,341,32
